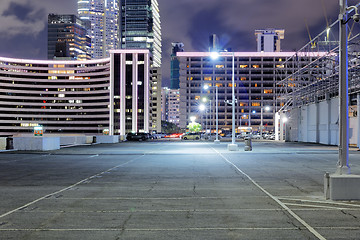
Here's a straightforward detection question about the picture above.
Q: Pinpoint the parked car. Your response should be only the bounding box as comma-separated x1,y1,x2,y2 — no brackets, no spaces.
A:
126,132,149,141
251,134,261,139
153,133,166,139
181,132,201,140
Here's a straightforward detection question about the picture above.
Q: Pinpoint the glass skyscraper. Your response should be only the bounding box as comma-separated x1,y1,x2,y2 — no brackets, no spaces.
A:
48,14,91,60
78,0,119,59
119,0,162,67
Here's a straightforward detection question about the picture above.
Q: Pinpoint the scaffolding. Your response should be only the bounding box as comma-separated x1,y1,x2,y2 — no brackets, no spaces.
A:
276,4,360,112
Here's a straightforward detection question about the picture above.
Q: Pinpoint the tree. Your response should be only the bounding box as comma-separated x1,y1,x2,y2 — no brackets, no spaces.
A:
187,122,202,133
161,121,181,133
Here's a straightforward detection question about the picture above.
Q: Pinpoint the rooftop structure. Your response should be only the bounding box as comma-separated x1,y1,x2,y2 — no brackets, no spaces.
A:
255,29,285,52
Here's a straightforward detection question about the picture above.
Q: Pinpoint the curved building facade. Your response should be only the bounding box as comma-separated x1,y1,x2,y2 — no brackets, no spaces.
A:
0,57,111,136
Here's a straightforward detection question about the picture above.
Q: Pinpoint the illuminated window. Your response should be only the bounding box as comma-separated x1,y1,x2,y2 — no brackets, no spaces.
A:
255,83,258,87
264,89,273,94
240,65,248,68
228,83,237,87
252,102,260,106
216,65,224,68
204,77,212,81
276,64,284,68
195,96,200,100
239,102,248,107
252,65,260,68
216,77,224,81
187,77,193,81
215,83,223,87
241,77,247,81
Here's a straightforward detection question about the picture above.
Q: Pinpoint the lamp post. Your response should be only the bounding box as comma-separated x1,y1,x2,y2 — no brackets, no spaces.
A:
260,106,271,138
211,51,237,151
204,85,220,143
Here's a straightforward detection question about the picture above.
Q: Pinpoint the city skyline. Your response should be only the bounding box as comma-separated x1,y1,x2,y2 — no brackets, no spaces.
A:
0,0,355,86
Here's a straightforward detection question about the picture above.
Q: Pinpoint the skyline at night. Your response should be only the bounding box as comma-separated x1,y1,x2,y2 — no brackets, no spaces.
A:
0,0,357,86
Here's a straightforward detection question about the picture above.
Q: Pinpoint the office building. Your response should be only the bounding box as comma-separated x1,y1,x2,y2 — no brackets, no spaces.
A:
78,0,119,59
255,29,285,52
150,67,162,133
119,0,162,68
0,49,153,137
170,42,184,89
161,87,180,126
48,14,91,60
110,49,151,135
177,51,326,133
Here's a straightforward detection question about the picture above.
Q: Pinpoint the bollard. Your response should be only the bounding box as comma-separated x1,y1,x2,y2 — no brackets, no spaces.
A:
324,172,330,200
244,137,252,151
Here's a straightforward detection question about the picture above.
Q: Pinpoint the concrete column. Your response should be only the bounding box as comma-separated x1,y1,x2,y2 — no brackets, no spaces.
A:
144,53,150,133
327,96,332,145
109,53,115,136
120,53,126,136
132,54,138,133
316,100,320,143
280,112,284,141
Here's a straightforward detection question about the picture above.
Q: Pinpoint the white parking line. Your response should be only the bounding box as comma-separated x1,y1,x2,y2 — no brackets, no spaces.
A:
210,146,327,240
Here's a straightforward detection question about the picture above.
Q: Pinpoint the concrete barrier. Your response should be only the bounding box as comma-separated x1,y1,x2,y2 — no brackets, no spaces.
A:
86,136,94,144
96,135,119,144
0,137,6,150
60,136,87,146
13,137,60,151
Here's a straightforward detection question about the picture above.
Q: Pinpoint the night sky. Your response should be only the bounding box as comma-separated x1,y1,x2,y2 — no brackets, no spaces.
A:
0,0,356,87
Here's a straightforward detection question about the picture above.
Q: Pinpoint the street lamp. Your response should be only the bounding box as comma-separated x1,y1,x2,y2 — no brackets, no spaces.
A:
260,106,271,138
211,51,237,151
204,85,220,144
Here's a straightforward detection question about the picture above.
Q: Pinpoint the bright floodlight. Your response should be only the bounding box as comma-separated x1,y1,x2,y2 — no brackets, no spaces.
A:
283,116,288,123
202,97,208,103
265,106,271,111
199,104,206,111
252,110,256,114
190,116,196,122
203,85,209,90
210,52,219,60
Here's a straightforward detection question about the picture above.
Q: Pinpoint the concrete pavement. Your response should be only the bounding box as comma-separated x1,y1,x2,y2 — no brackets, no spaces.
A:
0,141,359,239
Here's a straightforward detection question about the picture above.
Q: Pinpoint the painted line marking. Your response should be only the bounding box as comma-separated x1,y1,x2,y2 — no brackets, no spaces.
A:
278,197,360,208
210,146,327,240
0,227,302,232
1,226,360,232
0,155,144,220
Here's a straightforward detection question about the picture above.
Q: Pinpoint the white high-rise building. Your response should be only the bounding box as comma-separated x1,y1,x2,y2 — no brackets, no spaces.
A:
255,29,284,52
161,87,180,126
78,0,119,59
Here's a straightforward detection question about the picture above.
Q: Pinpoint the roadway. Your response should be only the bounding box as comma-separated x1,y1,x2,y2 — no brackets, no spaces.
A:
0,140,359,239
